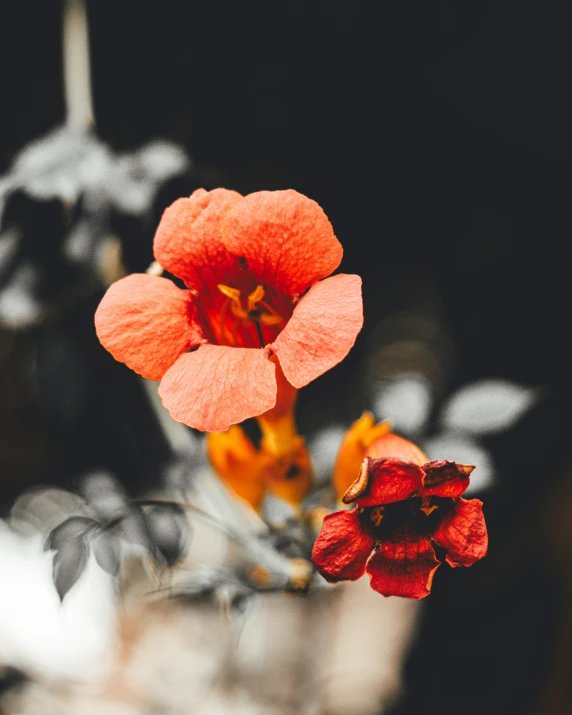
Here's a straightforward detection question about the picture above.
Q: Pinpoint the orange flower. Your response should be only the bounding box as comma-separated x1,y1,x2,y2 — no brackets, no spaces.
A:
207,424,314,511
95,189,363,431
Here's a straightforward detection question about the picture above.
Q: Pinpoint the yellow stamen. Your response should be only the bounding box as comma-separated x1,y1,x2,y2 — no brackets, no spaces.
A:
247,284,266,312
260,312,283,326
217,283,248,319
420,496,438,516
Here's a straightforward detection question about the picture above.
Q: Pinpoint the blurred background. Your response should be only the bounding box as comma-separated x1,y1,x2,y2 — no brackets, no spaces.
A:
1,1,572,713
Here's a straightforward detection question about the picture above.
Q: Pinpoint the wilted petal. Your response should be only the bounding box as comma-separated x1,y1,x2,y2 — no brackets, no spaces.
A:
421,460,473,498
422,433,495,494
312,510,375,582
272,274,363,388
432,498,488,567
366,528,440,599
345,458,424,507
95,273,202,381
222,189,343,297
158,345,277,432
153,188,242,289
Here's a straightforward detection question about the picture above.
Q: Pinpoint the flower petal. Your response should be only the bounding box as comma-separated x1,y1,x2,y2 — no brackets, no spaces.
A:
95,274,201,381
344,457,425,507
312,510,375,582
153,188,243,289
366,528,441,599
272,274,363,388
421,460,473,498
222,190,343,296
158,345,277,432
366,432,428,465
432,498,488,567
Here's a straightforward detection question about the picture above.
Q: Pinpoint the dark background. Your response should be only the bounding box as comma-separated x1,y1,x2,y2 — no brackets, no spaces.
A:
1,2,572,713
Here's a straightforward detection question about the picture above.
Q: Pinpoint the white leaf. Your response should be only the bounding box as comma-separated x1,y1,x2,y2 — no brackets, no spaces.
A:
12,124,110,203
422,433,495,493
440,379,539,435
0,264,43,328
372,373,433,435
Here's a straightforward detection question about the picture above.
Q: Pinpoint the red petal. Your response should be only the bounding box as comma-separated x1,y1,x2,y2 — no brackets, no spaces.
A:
95,274,201,381
432,498,488,567
158,345,277,432
312,510,375,582
366,528,441,599
421,460,473,498
272,274,363,388
346,457,425,507
222,190,343,296
366,432,428,466
153,188,243,289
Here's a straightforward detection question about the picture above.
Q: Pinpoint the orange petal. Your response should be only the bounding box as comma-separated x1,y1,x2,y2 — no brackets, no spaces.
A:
366,432,428,466
263,435,315,508
158,345,277,432
272,274,363,388
153,188,243,289
332,413,392,499
222,190,343,296
206,426,267,512
432,498,488,567
95,274,201,381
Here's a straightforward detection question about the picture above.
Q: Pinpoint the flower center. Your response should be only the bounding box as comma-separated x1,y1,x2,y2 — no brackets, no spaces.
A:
212,283,285,348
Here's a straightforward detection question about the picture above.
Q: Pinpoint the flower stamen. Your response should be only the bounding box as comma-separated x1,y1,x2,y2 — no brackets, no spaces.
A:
217,284,248,319
370,505,385,527
420,496,438,516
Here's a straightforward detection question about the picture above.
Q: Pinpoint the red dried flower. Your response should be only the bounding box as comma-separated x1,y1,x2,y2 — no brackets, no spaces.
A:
95,188,363,431
312,433,488,599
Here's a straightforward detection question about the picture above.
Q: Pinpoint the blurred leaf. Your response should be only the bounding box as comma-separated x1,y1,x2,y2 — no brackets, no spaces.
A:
144,503,191,566
118,508,152,550
440,379,539,435
373,373,433,435
92,530,122,576
0,263,43,328
80,471,127,521
0,228,21,287
52,539,89,601
45,515,97,552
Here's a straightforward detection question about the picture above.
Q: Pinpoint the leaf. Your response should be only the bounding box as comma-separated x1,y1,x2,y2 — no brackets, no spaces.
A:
440,379,539,435
80,471,127,521
422,433,495,493
144,504,191,566
92,530,122,576
45,516,97,552
52,539,89,601
118,508,153,550
373,374,433,435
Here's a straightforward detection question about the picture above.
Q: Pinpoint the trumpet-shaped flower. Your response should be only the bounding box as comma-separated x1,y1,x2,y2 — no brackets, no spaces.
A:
312,432,488,599
95,188,363,431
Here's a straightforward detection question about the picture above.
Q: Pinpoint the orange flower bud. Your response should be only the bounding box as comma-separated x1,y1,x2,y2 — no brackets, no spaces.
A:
206,426,267,512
